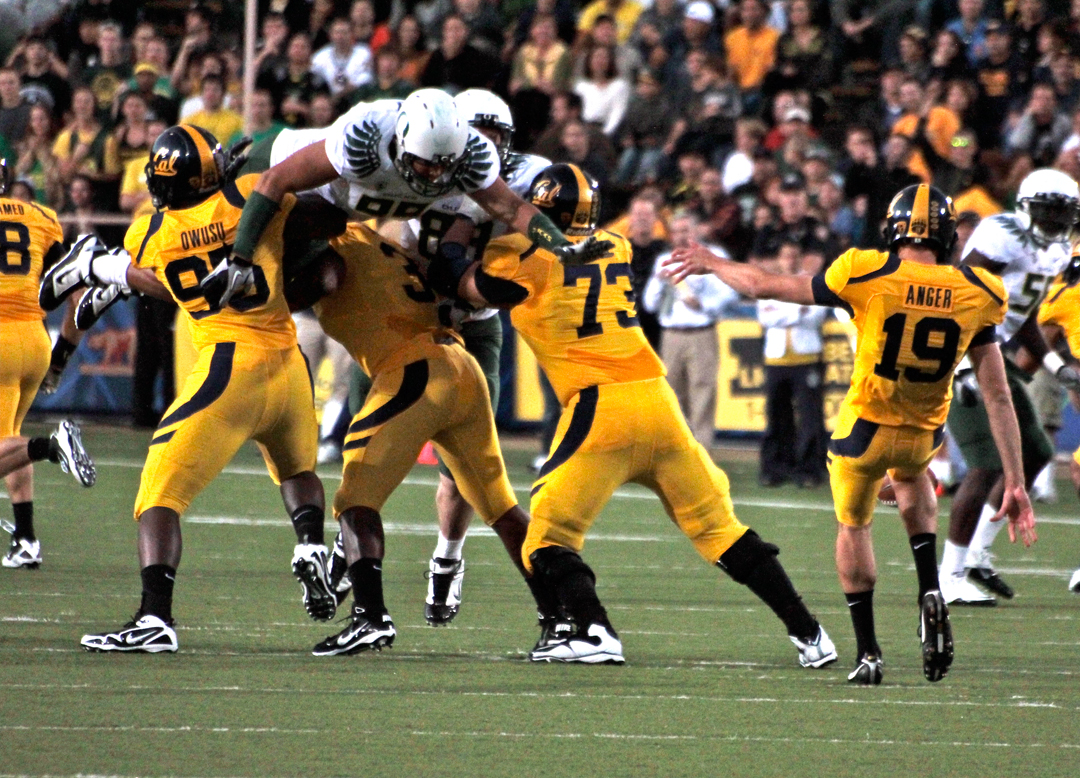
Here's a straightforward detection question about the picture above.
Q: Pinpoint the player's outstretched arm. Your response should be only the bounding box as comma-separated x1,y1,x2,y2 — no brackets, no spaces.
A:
969,340,1037,546
456,261,528,310
666,242,815,304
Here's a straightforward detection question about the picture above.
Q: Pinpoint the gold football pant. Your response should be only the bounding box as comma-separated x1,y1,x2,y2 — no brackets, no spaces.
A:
333,342,516,524
0,320,50,437
523,376,748,571
827,404,944,528
134,341,318,518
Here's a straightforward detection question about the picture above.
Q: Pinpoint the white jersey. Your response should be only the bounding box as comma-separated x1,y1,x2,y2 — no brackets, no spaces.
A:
961,212,1072,342
270,99,500,221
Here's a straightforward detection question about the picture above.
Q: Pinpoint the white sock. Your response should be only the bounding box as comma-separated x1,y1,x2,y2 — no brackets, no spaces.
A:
928,457,951,485
320,398,343,439
1033,462,1055,495
940,540,968,578
966,502,1006,567
434,533,464,561
92,250,133,291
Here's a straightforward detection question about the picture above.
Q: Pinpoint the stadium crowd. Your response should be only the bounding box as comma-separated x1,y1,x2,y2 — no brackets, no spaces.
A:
3,0,1080,475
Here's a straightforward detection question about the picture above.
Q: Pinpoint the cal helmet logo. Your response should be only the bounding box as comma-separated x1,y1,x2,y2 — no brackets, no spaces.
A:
532,178,562,208
153,149,180,177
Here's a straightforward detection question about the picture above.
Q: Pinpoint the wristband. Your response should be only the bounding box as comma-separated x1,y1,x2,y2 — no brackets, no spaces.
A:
233,191,281,261
527,212,570,251
50,335,78,369
1043,351,1066,374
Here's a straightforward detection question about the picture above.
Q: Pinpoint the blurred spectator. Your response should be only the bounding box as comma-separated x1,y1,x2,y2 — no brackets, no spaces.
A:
574,45,631,136
61,174,99,242
763,101,816,154
309,93,337,128
454,0,504,55
756,240,828,488
533,91,617,166
765,0,834,95
83,21,131,114
898,26,931,81
631,0,683,45
15,104,60,206
1045,52,1080,115
311,17,373,97
185,75,244,147
178,52,227,119
392,16,432,86
350,0,383,50
667,147,708,205
672,52,742,159
170,6,215,94
53,86,109,188
343,48,413,104
419,15,497,92
843,125,920,247
577,0,643,46
946,0,991,65
581,15,642,80
0,68,31,146
816,176,858,248
8,179,34,202
254,12,291,78
928,28,975,84
752,171,835,266
119,116,167,218
691,166,753,260
510,14,573,96
139,38,177,99
642,211,739,449
854,68,906,140
666,1,723,62
10,35,71,119
257,32,329,127
1006,81,1070,167
973,20,1023,148
724,0,780,109
512,0,578,48
1012,0,1047,75
129,63,179,125
612,68,672,186
891,77,961,182
66,15,102,82
248,89,286,146
554,119,609,186
623,192,668,350
721,117,766,194
307,0,338,50
130,22,158,66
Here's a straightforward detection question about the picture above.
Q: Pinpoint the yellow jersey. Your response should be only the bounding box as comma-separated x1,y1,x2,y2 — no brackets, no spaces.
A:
318,223,460,377
813,248,1007,429
0,197,64,322
1038,280,1080,356
125,174,295,351
481,229,665,406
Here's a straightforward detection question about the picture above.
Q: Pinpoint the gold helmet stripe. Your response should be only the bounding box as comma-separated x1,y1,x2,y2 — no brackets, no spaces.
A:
568,163,593,227
181,125,217,185
908,183,931,239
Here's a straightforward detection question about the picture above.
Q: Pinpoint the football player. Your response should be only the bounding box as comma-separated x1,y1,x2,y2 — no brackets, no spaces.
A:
941,169,1080,605
668,183,1036,684
0,157,97,570
449,163,837,667
43,126,345,653
199,89,611,310
301,224,561,655
1030,271,1080,593
396,89,552,626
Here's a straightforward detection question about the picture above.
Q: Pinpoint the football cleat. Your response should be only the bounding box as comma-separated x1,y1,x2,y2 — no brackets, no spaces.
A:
790,624,838,668
1068,567,1080,593
81,613,178,653
75,283,129,330
52,419,96,487
38,234,104,311
312,606,395,656
291,543,336,621
2,535,41,569
847,654,883,685
425,556,464,625
533,613,573,652
528,623,625,664
919,589,954,683
966,566,1015,599
940,571,996,606
328,532,351,606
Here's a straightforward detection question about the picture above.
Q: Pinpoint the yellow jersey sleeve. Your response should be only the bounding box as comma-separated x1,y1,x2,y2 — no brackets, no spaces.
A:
1039,280,1080,356
0,199,64,320
480,232,549,301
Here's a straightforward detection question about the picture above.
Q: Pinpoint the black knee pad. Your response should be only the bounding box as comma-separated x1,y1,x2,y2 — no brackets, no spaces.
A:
529,546,596,587
716,530,779,584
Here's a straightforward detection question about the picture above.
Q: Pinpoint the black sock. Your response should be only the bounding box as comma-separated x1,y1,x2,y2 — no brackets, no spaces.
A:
11,502,34,541
290,504,324,545
909,532,939,601
26,438,52,462
845,590,880,659
530,547,612,631
139,564,176,622
525,574,563,622
349,558,386,615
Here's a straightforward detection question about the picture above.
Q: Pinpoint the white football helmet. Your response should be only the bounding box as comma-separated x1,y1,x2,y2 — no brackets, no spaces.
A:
393,89,469,198
1016,168,1080,246
455,88,514,164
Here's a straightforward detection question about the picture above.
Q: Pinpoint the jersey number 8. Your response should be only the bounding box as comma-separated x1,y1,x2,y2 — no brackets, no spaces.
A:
0,221,31,275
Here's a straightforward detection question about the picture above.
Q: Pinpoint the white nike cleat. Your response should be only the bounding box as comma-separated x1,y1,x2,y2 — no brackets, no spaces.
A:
528,623,625,664
291,543,336,621
1068,568,1080,593
81,614,178,653
312,606,395,656
51,419,96,487
38,234,104,311
940,571,996,606
2,535,42,569
791,624,838,668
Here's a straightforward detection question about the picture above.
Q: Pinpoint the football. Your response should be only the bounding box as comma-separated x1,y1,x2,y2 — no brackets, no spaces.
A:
878,470,940,506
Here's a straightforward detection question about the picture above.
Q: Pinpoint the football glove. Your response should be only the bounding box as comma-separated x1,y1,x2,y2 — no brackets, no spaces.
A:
553,235,615,266
954,368,981,407
41,335,78,395
201,255,255,309
223,136,253,183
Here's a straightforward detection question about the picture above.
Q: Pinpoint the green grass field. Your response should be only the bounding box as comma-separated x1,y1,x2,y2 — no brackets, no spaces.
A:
1,421,1078,778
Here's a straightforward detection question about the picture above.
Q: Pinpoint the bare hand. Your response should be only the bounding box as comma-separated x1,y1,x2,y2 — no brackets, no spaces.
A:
993,485,1037,547
664,241,720,284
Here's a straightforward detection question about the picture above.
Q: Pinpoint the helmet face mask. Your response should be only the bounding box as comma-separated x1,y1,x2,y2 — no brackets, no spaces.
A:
455,89,514,166
393,89,469,198
528,163,600,237
144,125,224,210
1016,168,1080,246
0,157,11,196
883,183,957,262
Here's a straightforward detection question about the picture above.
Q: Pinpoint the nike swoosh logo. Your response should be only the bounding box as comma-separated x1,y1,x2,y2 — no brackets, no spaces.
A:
913,542,930,550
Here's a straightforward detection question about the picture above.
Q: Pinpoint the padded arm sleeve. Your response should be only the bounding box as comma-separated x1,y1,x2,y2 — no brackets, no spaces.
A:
474,267,530,306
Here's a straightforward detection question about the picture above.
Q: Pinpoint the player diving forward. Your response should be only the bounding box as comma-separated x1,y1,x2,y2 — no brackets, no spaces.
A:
39,126,345,652
940,169,1080,605
447,163,837,666
668,183,1036,684
297,223,561,654
199,89,611,313
0,158,96,568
